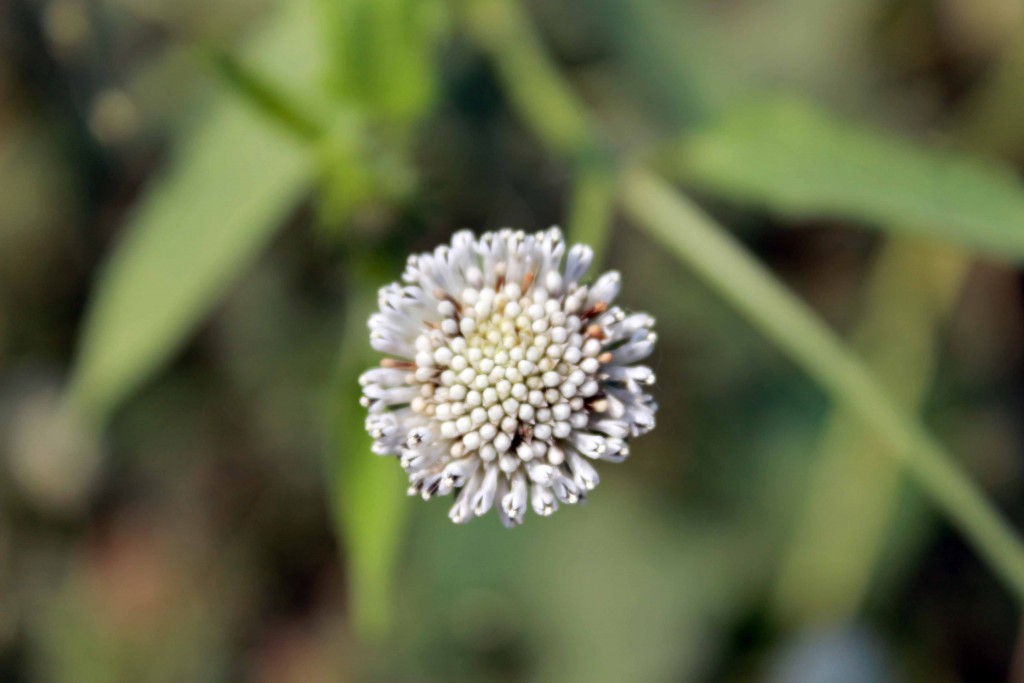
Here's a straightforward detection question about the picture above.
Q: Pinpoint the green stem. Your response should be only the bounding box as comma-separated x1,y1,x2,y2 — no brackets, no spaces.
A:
772,239,970,623
209,48,326,142
620,167,1024,602
566,161,616,266
460,0,593,154
326,274,410,642
459,0,1024,603
460,0,617,264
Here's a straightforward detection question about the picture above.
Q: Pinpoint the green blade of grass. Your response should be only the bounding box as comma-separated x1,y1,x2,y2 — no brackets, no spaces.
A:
566,158,616,266
326,276,410,642
621,167,1024,603
462,0,1024,604
771,239,970,624
769,37,1024,623
66,0,321,425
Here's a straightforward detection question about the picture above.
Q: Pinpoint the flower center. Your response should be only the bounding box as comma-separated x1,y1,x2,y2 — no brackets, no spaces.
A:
409,276,609,473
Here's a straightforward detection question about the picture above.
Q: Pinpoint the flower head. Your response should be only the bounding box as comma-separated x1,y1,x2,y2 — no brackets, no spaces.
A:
359,228,657,527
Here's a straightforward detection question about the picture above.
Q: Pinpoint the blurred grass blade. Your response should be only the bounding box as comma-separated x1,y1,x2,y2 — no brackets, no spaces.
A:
327,276,409,641
566,158,616,266
588,0,721,126
953,31,1024,158
674,97,1024,261
209,49,324,142
772,239,970,624
621,167,1024,603
461,0,618,256
461,0,594,154
771,34,1024,624
317,0,447,123
66,1,321,425
67,103,308,424
464,0,1024,605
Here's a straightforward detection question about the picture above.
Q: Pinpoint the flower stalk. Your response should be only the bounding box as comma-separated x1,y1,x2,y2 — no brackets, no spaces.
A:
621,167,1024,602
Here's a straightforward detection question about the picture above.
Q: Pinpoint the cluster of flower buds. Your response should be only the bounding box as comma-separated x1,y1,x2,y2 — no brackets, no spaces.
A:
360,228,657,526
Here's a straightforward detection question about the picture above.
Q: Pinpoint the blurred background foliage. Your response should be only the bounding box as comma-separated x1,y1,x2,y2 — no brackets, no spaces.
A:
3,0,1024,681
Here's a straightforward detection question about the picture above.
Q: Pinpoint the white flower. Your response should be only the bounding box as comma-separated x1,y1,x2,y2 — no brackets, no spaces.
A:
359,228,657,527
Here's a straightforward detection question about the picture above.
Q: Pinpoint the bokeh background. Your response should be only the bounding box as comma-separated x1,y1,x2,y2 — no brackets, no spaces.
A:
2,0,1024,681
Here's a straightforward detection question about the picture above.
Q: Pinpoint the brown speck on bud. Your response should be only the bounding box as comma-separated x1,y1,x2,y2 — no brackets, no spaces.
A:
582,301,609,321
381,358,416,369
521,270,536,294
435,289,463,315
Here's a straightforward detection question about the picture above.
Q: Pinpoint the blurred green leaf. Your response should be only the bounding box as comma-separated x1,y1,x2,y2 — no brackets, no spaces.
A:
208,49,325,142
401,480,773,683
566,158,616,266
67,103,308,424
772,36,1024,625
676,97,1024,261
772,239,969,625
312,114,418,230
588,0,720,127
328,277,410,642
622,167,1024,602
462,0,595,154
318,0,447,124
954,32,1024,158
310,0,446,234
66,1,321,424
